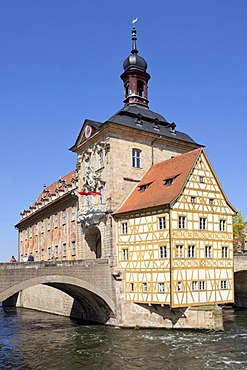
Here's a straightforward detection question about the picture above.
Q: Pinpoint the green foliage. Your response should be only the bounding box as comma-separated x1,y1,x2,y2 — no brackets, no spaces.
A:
233,210,246,250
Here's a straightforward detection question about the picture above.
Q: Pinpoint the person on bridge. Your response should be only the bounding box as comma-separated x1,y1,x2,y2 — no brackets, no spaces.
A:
10,256,16,263
28,252,34,262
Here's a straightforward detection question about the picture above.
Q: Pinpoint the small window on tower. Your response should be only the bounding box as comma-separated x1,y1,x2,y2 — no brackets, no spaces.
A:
137,80,144,97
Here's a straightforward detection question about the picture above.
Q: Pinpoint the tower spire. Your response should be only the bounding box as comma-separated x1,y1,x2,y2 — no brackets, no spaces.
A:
131,26,138,55
121,24,151,107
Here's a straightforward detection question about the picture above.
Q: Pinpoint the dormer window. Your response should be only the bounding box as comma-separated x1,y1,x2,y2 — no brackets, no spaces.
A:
165,178,173,186
139,183,151,192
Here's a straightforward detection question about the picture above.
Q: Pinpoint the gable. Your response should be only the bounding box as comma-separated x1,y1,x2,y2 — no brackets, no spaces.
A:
173,151,236,214
69,119,102,152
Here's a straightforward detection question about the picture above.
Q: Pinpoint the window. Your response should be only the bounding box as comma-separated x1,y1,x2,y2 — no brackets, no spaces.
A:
62,210,66,225
199,176,204,183
130,283,134,292
159,283,165,292
200,281,206,290
188,245,196,258
132,148,141,168
209,198,214,205
35,250,38,261
158,217,166,230
142,282,147,292
71,205,76,221
191,196,196,203
98,150,103,168
29,228,33,238
71,241,76,256
47,217,51,231
121,222,128,234
176,245,184,258
41,249,44,261
25,230,27,240
177,282,182,291
54,213,58,228
178,216,186,229
62,243,67,257
220,219,226,231
165,178,173,186
41,220,44,233
205,246,212,258
99,186,104,204
55,245,59,259
160,245,167,258
137,80,144,97
222,246,228,258
139,183,150,192
47,247,51,260
35,223,38,236
221,280,227,289
200,217,206,230
192,281,198,291
122,248,128,260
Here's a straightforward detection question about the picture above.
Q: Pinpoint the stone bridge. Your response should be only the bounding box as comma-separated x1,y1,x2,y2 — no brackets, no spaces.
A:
0,259,118,324
234,253,247,307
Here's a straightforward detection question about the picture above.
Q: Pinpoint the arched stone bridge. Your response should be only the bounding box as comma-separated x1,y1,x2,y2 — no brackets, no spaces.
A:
0,259,117,324
234,253,247,307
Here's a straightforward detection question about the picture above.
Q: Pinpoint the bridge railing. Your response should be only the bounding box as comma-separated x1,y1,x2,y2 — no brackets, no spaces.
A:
0,258,109,270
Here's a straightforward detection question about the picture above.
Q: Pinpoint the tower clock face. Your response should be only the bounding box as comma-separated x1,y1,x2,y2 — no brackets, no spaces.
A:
85,125,92,139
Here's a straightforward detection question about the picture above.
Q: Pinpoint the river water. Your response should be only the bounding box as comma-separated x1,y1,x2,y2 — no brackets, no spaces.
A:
0,307,247,370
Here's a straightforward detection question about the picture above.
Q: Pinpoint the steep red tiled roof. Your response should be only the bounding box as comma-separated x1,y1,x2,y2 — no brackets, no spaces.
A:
114,148,202,215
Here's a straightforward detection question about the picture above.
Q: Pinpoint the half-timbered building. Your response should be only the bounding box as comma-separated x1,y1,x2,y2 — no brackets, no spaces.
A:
114,148,236,307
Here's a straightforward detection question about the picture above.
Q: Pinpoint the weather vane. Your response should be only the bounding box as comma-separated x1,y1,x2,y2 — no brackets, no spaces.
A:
132,17,138,25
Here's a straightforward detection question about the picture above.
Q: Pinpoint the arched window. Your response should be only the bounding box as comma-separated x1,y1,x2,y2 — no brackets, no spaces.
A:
137,80,144,97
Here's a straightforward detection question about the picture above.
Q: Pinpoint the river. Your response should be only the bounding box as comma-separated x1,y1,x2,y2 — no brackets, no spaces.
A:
0,307,247,370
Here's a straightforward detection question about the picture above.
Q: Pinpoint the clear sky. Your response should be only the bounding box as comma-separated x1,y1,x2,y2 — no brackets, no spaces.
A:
1,0,246,262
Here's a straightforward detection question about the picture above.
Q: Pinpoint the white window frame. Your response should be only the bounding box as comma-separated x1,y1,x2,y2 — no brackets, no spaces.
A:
158,217,166,230
54,213,58,228
176,245,184,258
205,245,212,258
142,282,147,292
200,217,206,230
62,209,66,225
177,282,182,291
130,283,134,292
122,248,128,260
222,246,228,258
159,283,165,292
178,216,186,229
188,245,196,258
132,148,141,168
200,281,206,290
47,217,51,231
121,222,128,234
192,281,198,291
221,280,227,289
47,247,51,260
220,219,226,231
159,245,167,258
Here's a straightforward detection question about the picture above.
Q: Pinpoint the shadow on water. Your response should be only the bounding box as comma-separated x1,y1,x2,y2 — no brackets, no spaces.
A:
0,307,247,370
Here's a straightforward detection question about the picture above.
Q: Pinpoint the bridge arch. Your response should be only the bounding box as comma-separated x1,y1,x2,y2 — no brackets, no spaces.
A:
234,270,247,308
0,275,115,324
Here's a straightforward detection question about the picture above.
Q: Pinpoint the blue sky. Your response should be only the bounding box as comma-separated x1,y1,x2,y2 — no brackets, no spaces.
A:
0,0,246,261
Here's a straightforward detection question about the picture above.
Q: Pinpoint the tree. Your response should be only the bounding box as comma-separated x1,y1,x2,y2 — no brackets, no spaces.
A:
233,210,246,252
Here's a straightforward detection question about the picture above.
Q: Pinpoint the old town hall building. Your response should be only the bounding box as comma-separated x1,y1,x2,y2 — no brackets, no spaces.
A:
15,26,236,328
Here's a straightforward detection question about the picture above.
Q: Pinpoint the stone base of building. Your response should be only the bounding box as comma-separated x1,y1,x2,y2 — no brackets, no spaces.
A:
234,296,247,308
15,285,223,330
